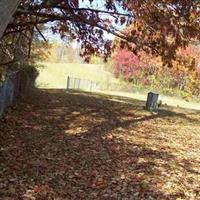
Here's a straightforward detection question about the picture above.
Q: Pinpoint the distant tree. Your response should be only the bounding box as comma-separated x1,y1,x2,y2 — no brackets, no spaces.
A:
46,43,82,63
90,55,104,65
112,49,141,81
112,45,200,96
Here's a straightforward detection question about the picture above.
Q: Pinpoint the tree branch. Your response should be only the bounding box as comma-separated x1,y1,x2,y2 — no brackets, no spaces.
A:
0,59,17,67
35,25,47,42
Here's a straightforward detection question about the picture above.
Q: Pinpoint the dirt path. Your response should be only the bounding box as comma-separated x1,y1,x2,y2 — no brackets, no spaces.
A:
0,89,200,200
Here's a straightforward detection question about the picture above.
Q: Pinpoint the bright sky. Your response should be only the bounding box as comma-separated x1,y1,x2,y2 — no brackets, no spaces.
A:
43,0,125,45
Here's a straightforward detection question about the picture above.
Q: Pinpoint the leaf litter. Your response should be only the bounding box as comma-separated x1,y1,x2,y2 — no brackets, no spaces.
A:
0,89,200,200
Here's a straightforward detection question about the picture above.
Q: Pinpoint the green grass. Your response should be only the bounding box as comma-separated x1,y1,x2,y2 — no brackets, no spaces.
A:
36,62,119,89
36,62,200,110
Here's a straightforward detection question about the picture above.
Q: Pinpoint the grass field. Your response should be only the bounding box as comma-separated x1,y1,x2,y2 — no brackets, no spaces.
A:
36,62,200,110
36,62,119,89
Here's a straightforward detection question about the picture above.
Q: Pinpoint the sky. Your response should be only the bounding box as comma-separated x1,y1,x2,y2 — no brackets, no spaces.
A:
43,0,124,45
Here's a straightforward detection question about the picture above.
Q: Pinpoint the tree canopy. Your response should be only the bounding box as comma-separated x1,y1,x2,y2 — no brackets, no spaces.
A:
2,0,200,65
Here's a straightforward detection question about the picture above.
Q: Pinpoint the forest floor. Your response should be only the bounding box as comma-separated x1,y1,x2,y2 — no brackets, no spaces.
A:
0,89,200,200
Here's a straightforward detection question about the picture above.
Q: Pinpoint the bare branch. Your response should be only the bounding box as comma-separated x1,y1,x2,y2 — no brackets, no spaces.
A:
35,25,47,42
0,59,17,67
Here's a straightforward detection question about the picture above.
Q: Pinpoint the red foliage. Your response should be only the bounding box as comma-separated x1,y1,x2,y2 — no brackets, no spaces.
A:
112,49,162,81
178,45,199,60
112,49,141,81
112,45,200,96
197,64,200,79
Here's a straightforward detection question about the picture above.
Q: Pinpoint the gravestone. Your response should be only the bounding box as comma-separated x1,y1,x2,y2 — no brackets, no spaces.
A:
146,92,159,111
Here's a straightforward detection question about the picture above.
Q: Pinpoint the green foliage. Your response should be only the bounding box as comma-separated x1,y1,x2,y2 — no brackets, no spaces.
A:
21,63,40,77
20,63,40,92
90,56,104,65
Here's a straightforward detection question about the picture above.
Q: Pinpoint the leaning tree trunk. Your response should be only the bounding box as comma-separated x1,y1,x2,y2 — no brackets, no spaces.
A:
0,0,20,39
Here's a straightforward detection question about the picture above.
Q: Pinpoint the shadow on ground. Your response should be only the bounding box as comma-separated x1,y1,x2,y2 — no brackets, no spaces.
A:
0,89,200,200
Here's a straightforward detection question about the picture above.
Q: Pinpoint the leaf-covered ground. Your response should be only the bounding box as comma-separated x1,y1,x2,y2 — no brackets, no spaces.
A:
0,89,200,200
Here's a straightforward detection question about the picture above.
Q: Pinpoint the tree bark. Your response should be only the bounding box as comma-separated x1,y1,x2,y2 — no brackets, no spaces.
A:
0,0,20,39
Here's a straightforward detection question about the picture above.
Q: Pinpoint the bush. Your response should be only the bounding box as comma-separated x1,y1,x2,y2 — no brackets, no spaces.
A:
112,49,141,81
111,47,200,100
19,64,40,93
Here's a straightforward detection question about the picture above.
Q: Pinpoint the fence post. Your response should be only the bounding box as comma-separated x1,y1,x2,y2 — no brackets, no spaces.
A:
66,76,70,90
90,80,94,92
78,79,80,89
0,83,3,116
0,71,22,118
74,78,76,89
0,77,8,115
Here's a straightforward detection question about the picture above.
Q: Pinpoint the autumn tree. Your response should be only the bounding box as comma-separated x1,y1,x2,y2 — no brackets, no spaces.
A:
112,49,141,81
112,45,200,97
45,42,82,63
0,0,200,66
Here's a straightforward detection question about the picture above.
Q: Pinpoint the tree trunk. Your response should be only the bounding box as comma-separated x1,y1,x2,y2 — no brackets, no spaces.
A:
0,0,20,39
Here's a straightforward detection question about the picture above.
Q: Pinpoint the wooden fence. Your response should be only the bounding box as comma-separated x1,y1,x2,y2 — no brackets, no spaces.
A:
0,71,21,117
66,76,98,91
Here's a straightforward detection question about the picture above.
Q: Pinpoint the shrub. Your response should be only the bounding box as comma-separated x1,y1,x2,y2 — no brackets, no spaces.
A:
20,64,40,93
112,49,141,81
111,46,200,99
